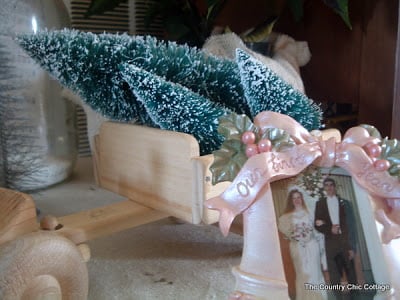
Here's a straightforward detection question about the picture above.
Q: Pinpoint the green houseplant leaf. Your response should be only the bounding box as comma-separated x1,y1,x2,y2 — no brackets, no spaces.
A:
206,0,227,25
322,0,352,29
286,0,352,29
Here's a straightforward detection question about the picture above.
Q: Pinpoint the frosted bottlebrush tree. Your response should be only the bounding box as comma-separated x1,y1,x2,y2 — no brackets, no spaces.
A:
17,29,322,154
121,64,231,154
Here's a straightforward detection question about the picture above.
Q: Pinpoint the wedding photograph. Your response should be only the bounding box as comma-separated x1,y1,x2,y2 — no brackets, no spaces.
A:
271,166,378,300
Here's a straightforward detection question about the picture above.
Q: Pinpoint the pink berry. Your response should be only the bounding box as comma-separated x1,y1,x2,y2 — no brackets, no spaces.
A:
374,159,390,171
258,139,272,153
245,144,259,158
241,131,256,145
364,142,382,158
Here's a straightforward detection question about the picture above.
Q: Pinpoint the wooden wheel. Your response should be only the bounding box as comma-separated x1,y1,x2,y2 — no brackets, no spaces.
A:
0,187,38,245
0,231,88,300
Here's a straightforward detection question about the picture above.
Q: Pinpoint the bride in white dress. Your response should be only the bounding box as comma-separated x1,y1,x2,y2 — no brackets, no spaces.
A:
278,189,327,300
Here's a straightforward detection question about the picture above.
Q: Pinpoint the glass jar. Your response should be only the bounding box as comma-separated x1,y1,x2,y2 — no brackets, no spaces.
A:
0,0,77,191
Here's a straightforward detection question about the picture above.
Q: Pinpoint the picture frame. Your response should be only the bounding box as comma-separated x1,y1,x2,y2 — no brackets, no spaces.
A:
204,111,400,299
271,165,395,300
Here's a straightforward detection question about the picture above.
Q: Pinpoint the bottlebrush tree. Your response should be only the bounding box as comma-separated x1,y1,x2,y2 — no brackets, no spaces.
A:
17,29,322,154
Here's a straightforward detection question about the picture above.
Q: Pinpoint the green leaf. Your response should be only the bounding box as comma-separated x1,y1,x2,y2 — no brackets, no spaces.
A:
359,124,382,139
210,139,248,184
322,0,352,29
287,0,352,29
217,113,257,141
380,138,400,158
260,128,296,151
206,0,220,7
388,164,400,179
210,113,255,184
370,134,400,178
242,16,278,43
380,137,400,178
209,112,296,184
206,0,227,23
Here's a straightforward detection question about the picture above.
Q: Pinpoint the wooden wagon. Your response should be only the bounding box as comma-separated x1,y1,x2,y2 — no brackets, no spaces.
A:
0,122,238,300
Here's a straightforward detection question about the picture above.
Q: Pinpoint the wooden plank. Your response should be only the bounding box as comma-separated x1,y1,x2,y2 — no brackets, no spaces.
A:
97,122,200,223
57,199,169,244
192,155,230,224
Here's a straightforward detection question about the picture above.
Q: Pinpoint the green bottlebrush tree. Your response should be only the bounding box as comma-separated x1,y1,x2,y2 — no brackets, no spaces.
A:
16,29,249,121
16,29,322,154
237,49,321,130
121,64,230,155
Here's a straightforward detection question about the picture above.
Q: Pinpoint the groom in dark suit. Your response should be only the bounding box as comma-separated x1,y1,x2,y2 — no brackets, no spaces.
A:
314,178,357,292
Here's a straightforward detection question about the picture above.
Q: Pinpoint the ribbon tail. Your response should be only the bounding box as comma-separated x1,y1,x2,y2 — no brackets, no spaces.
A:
205,196,236,236
335,144,400,198
375,209,400,244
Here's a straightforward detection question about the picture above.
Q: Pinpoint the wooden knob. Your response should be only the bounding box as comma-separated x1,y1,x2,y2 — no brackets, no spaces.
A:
40,215,60,231
77,244,91,262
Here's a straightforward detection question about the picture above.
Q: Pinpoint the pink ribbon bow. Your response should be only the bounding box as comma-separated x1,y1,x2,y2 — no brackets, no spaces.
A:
206,111,400,243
